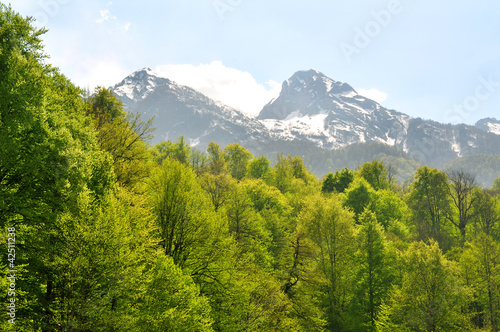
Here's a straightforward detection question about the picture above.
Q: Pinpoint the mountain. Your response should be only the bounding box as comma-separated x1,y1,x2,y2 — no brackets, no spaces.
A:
258,69,410,150
476,117,500,135
110,68,500,184
257,69,500,167
111,67,269,147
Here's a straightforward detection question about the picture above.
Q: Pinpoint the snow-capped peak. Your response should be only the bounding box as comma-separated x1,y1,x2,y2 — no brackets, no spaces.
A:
109,66,500,174
476,117,500,135
258,69,360,120
112,67,167,103
286,69,356,95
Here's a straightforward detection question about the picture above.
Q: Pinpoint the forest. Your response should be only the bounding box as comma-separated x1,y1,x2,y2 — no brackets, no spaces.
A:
1,5,500,331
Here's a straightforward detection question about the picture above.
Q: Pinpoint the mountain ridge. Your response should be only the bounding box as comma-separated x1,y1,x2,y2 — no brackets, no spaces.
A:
110,67,500,170
110,67,271,147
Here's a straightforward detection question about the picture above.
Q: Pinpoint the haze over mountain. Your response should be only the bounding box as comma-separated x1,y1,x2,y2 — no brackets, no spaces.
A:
110,67,500,184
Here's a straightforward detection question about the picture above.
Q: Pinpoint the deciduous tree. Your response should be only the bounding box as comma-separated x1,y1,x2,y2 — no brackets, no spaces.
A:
409,166,453,249
376,241,470,331
224,143,253,180
351,210,393,330
300,195,357,330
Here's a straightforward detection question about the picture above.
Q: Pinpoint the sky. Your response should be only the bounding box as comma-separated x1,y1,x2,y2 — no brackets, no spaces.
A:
9,0,500,124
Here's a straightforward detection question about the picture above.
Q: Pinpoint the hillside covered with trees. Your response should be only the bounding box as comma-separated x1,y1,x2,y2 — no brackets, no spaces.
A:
2,5,500,331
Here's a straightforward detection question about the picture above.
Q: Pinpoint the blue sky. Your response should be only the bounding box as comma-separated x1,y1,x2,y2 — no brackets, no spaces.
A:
10,0,500,124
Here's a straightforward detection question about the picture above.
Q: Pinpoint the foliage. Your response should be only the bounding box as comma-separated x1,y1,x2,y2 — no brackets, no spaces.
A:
321,168,354,194
408,166,455,250
136,254,214,332
460,234,500,331
147,158,217,268
300,194,357,330
351,210,394,331
86,87,153,189
493,177,500,192
445,169,479,242
224,143,253,180
444,154,500,188
247,155,271,179
359,159,390,191
3,6,500,331
343,176,377,221
151,136,192,166
376,241,471,331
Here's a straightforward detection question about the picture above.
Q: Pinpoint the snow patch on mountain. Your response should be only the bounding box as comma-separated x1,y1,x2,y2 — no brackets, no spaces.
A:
262,113,329,137
112,67,166,103
475,117,500,136
486,123,500,135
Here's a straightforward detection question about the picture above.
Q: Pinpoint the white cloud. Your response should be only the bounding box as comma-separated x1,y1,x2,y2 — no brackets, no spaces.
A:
357,88,388,103
95,8,131,33
155,61,281,117
122,23,131,32
96,9,115,23
64,57,129,91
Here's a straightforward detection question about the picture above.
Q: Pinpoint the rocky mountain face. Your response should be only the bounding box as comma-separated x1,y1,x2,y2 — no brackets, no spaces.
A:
258,69,411,150
256,69,500,167
110,68,500,169
476,117,500,135
111,68,269,147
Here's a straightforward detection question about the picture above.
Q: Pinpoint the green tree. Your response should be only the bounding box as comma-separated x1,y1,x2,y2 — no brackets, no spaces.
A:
374,189,410,229
241,179,292,271
137,254,214,331
492,177,500,193
43,190,158,330
461,234,500,331
171,135,191,164
445,169,478,242
273,153,294,193
87,87,153,188
270,154,318,194
300,195,357,331
321,173,336,193
343,176,377,221
151,136,192,165
289,155,308,183
321,168,354,194
471,189,500,240
148,158,218,267
351,210,393,330
281,223,326,331
376,241,470,331
151,140,174,164
204,257,298,332
359,160,390,191
200,172,234,212
408,166,453,249
190,148,208,175
224,143,253,180
242,179,291,215
247,155,271,179
207,142,226,175
0,7,117,328
225,184,272,267
85,86,125,125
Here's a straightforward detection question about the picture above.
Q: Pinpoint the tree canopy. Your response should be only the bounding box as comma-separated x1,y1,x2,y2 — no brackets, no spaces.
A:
1,5,500,331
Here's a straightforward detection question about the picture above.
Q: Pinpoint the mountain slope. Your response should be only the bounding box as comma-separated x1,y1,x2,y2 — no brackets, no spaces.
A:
111,68,270,147
258,69,410,150
111,68,500,175
476,117,500,135
258,69,500,166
